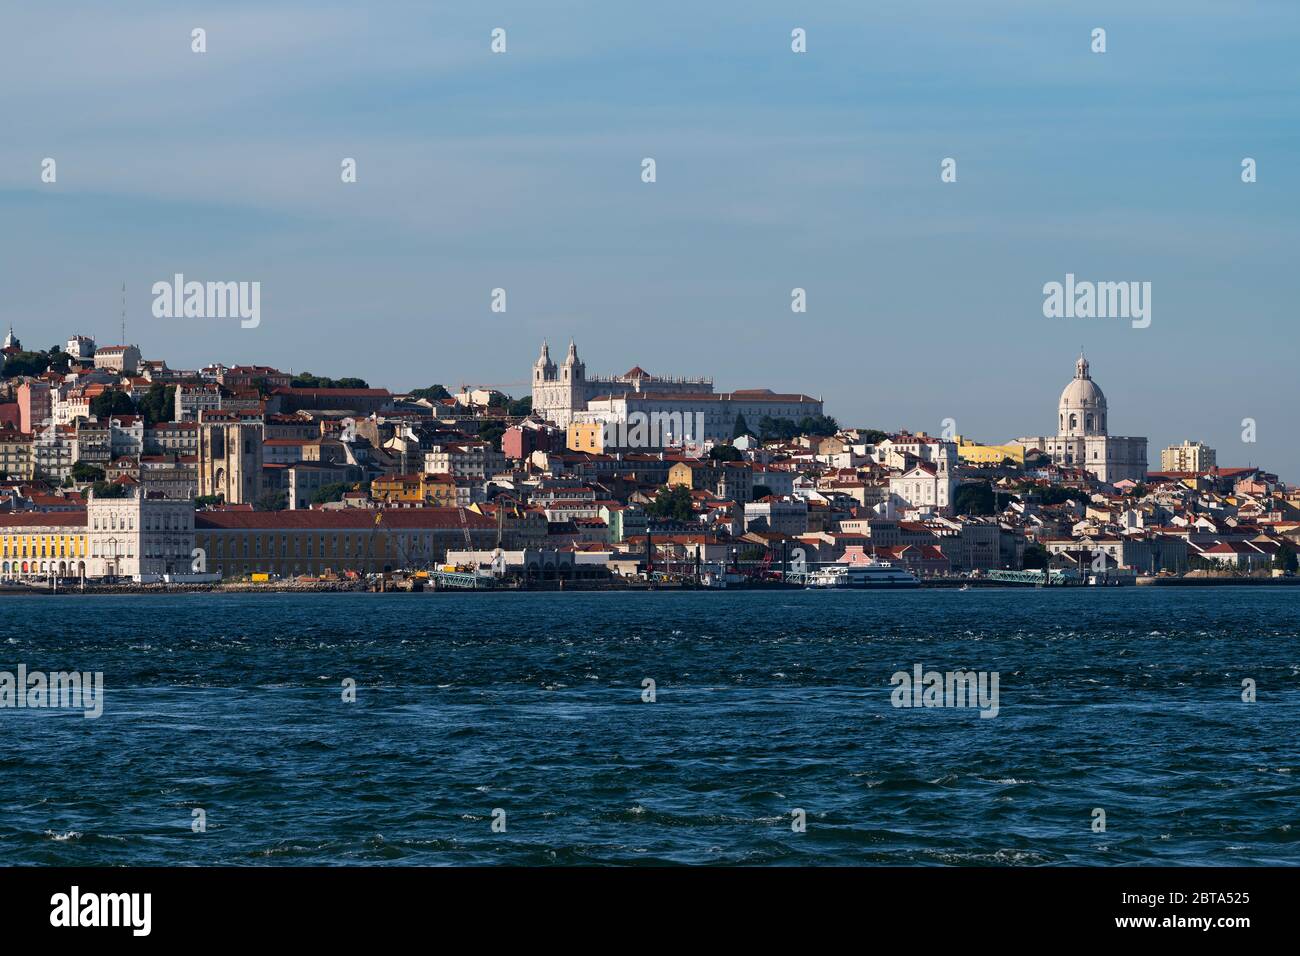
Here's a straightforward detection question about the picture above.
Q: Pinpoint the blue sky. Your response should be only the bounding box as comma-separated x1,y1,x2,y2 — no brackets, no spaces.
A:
2,1,1297,476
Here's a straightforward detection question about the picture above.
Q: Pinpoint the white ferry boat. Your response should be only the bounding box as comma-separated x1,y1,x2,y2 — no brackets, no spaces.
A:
804,562,921,589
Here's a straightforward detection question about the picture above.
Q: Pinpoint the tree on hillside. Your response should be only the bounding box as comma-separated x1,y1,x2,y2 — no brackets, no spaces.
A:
953,482,996,516
797,414,839,437
1,350,51,378
646,485,694,522
478,420,507,451
90,389,135,418
311,482,353,505
71,462,106,484
137,382,176,425
292,372,369,389
409,384,451,401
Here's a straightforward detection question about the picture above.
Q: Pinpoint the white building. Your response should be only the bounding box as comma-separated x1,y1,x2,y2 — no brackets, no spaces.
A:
93,344,141,375
87,486,196,579
531,340,715,428
888,459,957,513
423,442,506,481
1161,440,1216,473
66,335,96,362
1016,354,1147,484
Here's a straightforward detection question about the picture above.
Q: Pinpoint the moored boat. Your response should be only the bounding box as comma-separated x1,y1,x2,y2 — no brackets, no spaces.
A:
804,562,920,589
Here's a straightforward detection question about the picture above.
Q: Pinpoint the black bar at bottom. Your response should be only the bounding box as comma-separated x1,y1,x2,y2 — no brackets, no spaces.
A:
0,866,1277,940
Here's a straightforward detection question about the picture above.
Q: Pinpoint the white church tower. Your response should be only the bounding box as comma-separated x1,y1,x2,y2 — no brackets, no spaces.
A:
532,339,588,427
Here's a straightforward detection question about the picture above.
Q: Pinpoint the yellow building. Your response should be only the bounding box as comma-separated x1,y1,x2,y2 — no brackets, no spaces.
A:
371,472,457,506
0,513,88,578
956,436,1025,467
567,420,605,454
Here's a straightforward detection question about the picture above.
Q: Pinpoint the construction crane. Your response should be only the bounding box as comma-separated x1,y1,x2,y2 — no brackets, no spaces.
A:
456,505,473,551
371,509,433,573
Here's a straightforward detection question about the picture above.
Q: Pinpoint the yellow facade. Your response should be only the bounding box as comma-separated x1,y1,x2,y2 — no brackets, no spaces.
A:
567,421,604,453
371,473,457,506
956,436,1025,466
0,528,88,577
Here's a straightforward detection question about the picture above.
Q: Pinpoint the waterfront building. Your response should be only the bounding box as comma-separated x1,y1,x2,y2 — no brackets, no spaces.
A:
193,508,497,578
86,486,195,578
1015,354,1148,484
0,512,87,578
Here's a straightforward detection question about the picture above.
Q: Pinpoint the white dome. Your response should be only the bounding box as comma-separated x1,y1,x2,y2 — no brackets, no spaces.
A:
1059,376,1106,410
1057,354,1108,437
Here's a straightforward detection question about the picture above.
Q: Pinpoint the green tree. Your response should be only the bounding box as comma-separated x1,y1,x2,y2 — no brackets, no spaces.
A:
409,384,451,401
477,420,507,451
797,414,839,437
46,347,74,373
71,461,106,484
733,413,752,439
311,482,353,505
752,484,774,500
256,490,289,511
647,484,694,522
292,372,370,389
708,444,742,462
860,429,890,445
953,482,995,516
1274,547,1298,574
1,350,52,378
758,416,799,442
507,395,532,417
137,382,175,425
85,481,126,499
90,388,135,418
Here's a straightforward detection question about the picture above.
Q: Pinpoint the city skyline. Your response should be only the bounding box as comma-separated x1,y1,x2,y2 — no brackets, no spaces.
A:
2,1,1296,476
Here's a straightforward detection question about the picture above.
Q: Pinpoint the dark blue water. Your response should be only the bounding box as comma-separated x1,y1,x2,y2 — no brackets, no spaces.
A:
2,588,1297,865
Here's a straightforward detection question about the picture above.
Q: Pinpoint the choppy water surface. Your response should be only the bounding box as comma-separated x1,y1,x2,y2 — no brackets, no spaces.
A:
2,588,1297,865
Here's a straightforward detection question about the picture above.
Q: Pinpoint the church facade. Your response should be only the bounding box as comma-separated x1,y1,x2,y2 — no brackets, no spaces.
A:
531,340,714,428
1016,355,1148,484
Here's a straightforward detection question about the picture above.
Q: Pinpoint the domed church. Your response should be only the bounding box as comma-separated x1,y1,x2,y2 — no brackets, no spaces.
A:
1016,354,1147,483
